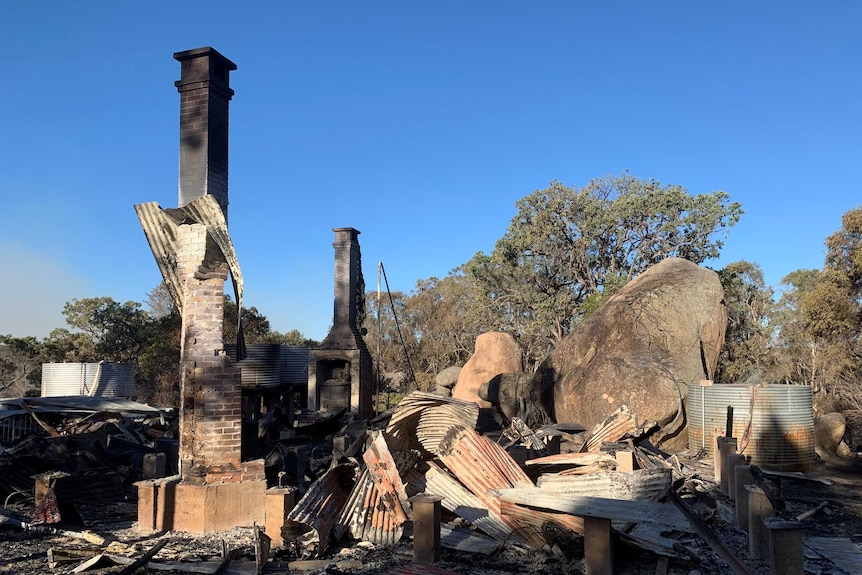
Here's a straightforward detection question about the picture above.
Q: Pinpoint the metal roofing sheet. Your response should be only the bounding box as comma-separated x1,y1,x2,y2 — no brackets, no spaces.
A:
285,463,356,556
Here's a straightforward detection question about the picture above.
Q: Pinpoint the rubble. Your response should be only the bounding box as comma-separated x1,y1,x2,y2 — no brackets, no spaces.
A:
3,387,862,575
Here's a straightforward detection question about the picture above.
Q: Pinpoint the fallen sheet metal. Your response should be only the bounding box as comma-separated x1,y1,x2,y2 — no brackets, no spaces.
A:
491,487,692,532
496,498,584,545
412,461,513,543
580,405,655,452
440,523,501,555
437,426,544,546
385,392,479,456
285,463,356,556
536,468,672,501
337,442,418,548
336,468,403,547
363,432,410,523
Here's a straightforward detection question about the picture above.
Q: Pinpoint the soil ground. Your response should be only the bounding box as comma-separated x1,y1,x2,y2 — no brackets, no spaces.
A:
1,454,861,575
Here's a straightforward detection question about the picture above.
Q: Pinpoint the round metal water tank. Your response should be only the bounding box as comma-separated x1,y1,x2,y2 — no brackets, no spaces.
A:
225,344,282,387
41,362,135,398
687,383,815,470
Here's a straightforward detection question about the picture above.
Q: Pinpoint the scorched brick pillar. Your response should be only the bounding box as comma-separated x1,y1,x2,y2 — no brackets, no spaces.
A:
173,47,244,485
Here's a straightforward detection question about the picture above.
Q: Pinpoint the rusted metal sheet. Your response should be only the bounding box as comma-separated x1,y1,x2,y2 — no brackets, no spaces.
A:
580,405,654,452
525,451,616,467
337,468,404,547
386,392,478,456
363,432,410,523
134,195,244,314
537,468,672,502
496,498,584,545
414,461,513,543
337,439,417,547
438,426,541,546
285,463,356,556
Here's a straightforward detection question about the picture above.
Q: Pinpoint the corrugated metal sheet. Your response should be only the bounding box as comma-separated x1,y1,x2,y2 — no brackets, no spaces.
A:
386,392,479,456
439,524,501,555
581,405,649,452
41,363,135,398
134,202,184,312
687,384,815,469
493,488,690,532
336,438,417,548
135,194,244,314
525,451,616,467
496,498,584,545
225,344,282,387
336,468,404,547
437,426,543,546
285,463,356,556
178,194,244,309
536,468,672,501
280,346,309,385
414,461,513,543
363,433,410,524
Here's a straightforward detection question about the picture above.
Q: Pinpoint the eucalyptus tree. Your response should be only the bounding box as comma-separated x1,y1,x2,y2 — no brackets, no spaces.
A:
466,172,743,364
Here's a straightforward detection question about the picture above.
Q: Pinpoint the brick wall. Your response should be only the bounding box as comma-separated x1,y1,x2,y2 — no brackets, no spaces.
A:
176,224,243,485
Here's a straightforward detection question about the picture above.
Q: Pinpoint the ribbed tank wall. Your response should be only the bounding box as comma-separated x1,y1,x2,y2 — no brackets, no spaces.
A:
41,363,135,398
225,344,282,387
41,363,87,396
687,384,814,470
93,363,136,398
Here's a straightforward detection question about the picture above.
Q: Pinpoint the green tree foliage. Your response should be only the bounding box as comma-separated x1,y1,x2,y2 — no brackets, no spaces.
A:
773,207,862,409
223,294,272,345
57,297,153,364
716,261,776,383
0,335,45,397
466,173,742,364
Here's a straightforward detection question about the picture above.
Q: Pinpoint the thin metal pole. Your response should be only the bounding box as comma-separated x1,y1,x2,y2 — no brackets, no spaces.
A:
376,262,382,416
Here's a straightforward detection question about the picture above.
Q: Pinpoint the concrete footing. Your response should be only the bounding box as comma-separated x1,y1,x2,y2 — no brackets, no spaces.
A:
584,515,613,575
747,485,776,561
763,518,804,575
734,465,755,529
410,494,442,564
717,437,738,494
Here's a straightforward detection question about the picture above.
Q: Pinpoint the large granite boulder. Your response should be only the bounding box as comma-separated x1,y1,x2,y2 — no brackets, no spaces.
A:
530,257,726,450
451,332,523,409
815,411,848,459
433,366,462,396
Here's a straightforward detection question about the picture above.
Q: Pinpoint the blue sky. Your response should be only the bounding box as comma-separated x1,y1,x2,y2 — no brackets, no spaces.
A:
1,2,859,342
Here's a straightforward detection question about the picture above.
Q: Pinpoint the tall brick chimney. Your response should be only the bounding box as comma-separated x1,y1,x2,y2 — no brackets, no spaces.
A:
174,47,236,218
308,228,373,418
135,47,268,535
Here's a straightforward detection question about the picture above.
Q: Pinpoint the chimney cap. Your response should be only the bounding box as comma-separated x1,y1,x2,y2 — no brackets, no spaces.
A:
173,46,237,71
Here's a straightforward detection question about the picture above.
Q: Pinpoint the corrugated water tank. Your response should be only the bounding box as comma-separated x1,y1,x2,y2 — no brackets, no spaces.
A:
41,362,135,398
687,383,815,470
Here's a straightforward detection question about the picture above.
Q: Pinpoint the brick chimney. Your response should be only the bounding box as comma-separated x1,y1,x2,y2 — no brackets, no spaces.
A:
174,47,236,218
308,228,373,417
